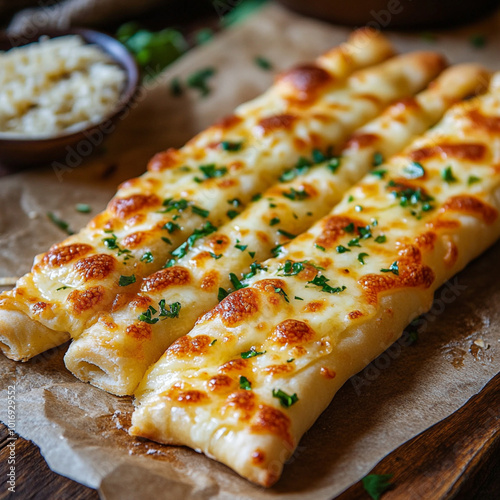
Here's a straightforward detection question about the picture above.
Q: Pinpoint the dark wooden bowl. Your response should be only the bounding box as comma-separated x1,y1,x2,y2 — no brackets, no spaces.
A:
276,0,500,29
0,28,139,167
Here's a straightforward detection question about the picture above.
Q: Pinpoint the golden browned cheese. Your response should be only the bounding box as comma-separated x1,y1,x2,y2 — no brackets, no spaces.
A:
131,73,500,488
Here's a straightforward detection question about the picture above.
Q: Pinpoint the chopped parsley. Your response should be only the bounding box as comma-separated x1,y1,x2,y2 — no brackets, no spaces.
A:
209,252,222,259
102,234,133,261
274,287,289,302
294,296,303,301
191,205,210,218
387,180,434,217
343,222,355,233
271,244,284,257
248,251,256,258
220,140,243,151
347,238,361,247
251,193,262,202
270,217,280,226
140,251,154,263
254,55,273,70
287,358,295,363
47,212,74,235
229,272,247,290
372,152,384,167
315,244,325,251
347,195,354,202
56,286,70,291
194,164,228,183
358,252,369,265
235,241,248,251
362,474,393,500
75,203,91,213
169,221,218,262
279,147,336,182
468,175,481,186
277,228,296,239
161,237,172,245
403,161,425,179
355,205,363,212
160,198,189,213
228,198,242,207
272,388,298,408
242,261,267,280
186,67,216,97
358,224,373,240
239,375,252,390
371,169,387,179
441,166,457,183
164,221,180,233
241,348,266,359
119,274,136,286
138,301,181,323
307,275,346,294
327,156,342,173
381,261,399,275
209,339,217,346
227,209,239,219
138,305,158,324
283,187,309,201
336,245,351,253
375,235,387,244
218,287,229,301
278,259,323,276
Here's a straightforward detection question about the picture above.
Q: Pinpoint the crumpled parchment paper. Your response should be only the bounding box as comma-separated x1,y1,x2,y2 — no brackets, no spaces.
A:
1,4,500,499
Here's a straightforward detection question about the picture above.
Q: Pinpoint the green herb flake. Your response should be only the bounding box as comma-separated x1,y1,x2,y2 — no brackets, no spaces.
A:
218,287,229,302
270,217,280,226
287,358,295,363
347,238,361,248
307,275,346,294
209,339,217,346
119,274,136,287
194,163,228,182
191,205,210,218
315,244,326,251
227,209,239,219
56,286,69,291
164,221,180,233
362,474,394,500
355,205,363,212
186,67,216,97
209,252,222,259
158,299,181,319
441,166,457,183
242,262,267,280
347,195,354,202
468,175,481,186
372,169,387,179
272,388,299,408
372,152,384,167
138,305,158,325
75,203,91,213
277,229,296,239
254,55,273,70
248,251,256,259
336,245,351,254
271,244,284,257
228,198,242,207
274,287,289,302
235,241,248,251
241,348,266,359
294,296,303,301
251,193,262,202
375,235,387,244
229,272,247,290
358,252,369,265
381,261,399,275
161,237,172,245
283,187,309,201
327,156,342,173
239,375,252,390
404,161,425,179
343,222,355,233
47,212,74,235
140,251,154,263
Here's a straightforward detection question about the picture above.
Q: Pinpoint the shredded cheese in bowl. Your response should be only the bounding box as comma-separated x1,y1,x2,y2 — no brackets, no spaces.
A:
0,35,127,138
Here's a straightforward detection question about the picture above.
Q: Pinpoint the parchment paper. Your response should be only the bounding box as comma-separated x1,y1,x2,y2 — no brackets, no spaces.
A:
1,4,500,499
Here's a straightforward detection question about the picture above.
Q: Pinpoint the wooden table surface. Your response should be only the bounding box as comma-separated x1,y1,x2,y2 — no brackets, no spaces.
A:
1,1,499,498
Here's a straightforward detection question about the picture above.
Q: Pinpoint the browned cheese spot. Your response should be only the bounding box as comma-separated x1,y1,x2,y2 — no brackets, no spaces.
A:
141,267,191,293
122,231,148,249
111,293,134,312
74,254,116,281
414,231,437,251
278,63,332,101
175,390,207,404
200,270,220,291
223,390,256,421
109,194,160,220
303,300,325,313
257,114,297,134
207,234,230,252
320,367,336,379
441,195,498,225
147,148,182,172
126,322,152,340
263,364,293,376
250,404,293,447
345,132,379,150
443,237,459,267
409,143,486,163
67,286,105,313
219,358,248,373
213,288,259,327
129,295,153,310
98,314,117,330
348,310,364,320
315,215,365,249
41,243,92,268
167,335,211,358
213,114,242,130
206,375,234,393
32,301,48,316
467,109,500,134
270,319,315,345
251,450,266,465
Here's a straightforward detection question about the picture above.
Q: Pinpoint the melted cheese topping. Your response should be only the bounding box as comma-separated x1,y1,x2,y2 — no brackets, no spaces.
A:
64,64,488,396
131,75,500,487
0,30,399,360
